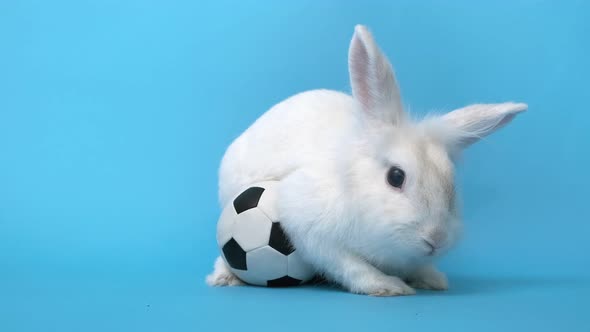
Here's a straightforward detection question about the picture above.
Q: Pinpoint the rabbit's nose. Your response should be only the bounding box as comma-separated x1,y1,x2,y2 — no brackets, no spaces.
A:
425,227,447,248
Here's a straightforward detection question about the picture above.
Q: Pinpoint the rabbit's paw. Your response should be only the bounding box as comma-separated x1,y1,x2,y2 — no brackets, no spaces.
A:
206,256,245,287
407,266,448,291
353,275,416,297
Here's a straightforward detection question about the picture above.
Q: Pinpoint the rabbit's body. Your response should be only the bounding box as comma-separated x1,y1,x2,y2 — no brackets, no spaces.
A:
218,89,355,207
218,90,421,292
207,25,527,296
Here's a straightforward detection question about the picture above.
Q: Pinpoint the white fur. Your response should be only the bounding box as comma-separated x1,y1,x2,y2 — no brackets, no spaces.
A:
206,256,245,287
209,25,527,295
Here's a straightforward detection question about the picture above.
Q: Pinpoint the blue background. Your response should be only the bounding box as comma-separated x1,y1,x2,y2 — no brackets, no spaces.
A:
1,1,589,331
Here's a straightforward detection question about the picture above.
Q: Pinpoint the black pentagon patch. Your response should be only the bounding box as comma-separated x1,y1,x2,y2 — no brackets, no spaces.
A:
222,238,247,270
233,187,265,214
267,276,302,287
269,222,294,255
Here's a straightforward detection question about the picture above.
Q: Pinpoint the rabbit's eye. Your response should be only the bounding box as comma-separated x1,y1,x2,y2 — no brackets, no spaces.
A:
387,166,405,189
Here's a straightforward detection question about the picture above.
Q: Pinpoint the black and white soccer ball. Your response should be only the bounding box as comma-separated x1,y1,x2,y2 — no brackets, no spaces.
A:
217,181,314,287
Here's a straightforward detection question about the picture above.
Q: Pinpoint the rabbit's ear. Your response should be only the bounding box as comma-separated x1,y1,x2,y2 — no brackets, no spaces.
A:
440,103,527,149
349,25,404,125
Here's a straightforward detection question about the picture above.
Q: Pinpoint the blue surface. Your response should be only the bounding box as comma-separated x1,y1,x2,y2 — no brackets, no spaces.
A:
1,1,589,331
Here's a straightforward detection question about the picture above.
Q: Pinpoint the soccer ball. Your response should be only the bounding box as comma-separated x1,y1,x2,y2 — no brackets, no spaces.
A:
217,181,314,287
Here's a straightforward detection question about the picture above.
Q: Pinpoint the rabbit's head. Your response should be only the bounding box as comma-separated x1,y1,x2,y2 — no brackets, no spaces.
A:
343,25,526,266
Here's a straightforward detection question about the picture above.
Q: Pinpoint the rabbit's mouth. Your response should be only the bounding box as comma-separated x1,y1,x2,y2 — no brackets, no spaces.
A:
422,238,437,256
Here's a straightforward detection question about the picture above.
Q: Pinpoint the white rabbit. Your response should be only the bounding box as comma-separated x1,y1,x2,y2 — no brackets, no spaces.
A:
207,25,527,296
